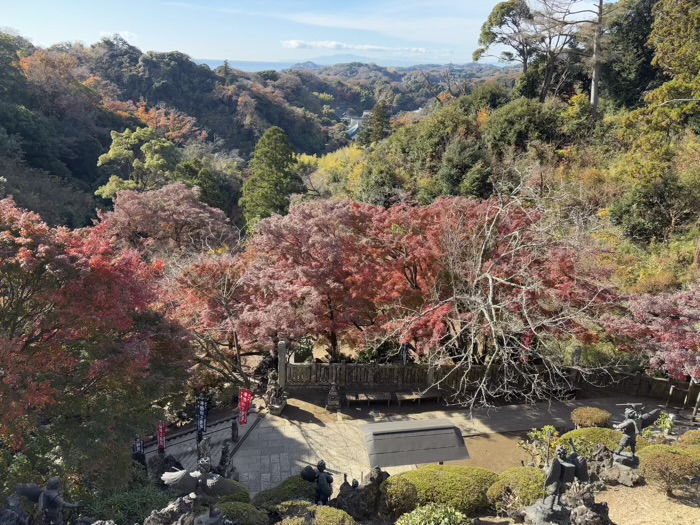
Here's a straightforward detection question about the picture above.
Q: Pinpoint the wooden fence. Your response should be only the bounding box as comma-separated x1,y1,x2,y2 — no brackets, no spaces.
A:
286,363,699,407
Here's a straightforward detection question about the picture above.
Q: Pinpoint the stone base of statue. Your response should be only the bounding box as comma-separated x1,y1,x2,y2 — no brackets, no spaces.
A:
331,467,389,521
143,497,196,525
520,501,571,525
269,398,287,416
519,483,614,525
612,452,639,469
193,509,223,525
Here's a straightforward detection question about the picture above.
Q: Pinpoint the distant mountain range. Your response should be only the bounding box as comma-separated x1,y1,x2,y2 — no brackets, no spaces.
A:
196,55,505,72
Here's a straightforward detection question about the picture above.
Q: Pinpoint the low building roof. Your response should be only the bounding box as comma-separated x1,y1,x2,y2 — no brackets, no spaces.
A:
362,419,469,468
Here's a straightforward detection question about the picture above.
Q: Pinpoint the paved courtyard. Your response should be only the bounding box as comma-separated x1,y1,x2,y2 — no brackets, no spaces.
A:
147,393,683,497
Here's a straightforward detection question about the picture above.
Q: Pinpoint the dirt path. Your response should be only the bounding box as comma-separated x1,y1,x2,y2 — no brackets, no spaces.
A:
597,485,700,525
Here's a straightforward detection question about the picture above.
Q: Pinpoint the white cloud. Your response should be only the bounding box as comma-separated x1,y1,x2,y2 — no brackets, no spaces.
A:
281,40,429,54
99,30,138,43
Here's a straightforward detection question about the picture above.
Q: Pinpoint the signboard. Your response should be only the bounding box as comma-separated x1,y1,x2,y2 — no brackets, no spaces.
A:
157,421,166,452
132,437,144,455
195,395,208,433
239,388,253,425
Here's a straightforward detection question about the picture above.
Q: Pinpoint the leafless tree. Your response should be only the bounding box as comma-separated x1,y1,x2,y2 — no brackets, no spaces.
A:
384,194,618,411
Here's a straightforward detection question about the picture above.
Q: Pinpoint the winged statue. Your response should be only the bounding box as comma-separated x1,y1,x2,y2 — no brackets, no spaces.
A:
543,440,588,510
614,404,660,459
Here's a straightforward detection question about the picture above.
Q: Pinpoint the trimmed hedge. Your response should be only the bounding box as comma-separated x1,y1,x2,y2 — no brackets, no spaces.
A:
216,480,252,504
83,484,175,525
280,519,306,525
558,428,649,460
678,429,700,448
487,467,545,515
252,475,315,510
314,506,357,525
638,445,700,496
382,466,498,517
395,503,468,525
217,502,268,525
571,407,611,428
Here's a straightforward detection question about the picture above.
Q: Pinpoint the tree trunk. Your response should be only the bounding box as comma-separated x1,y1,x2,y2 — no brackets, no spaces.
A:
590,0,603,120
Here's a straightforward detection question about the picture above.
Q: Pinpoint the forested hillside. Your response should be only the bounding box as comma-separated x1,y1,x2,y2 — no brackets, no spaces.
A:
0,32,515,227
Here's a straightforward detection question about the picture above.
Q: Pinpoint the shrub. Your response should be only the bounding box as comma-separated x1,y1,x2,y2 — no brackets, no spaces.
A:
83,484,175,525
313,506,357,525
217,502,268,525
382,466,497,517
678,429,700,448
252,475,315,510
216,481,251,504
570,407,612,428
558,428,649,460
638,445,700,496
395,503,468,525
280,518,306,525
487,467,545,515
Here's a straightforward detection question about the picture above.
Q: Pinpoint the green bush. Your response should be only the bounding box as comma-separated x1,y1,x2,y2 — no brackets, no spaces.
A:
382,466,498,518
280,518,306,525
678,429,700,448
638,445,700,496
570,407,612,428
313,506,357,525
217,502,268,525
487,467,545,515
395,503,468,525
558,428,649,460
83,484,175,525
252,475,315,510
216,481,251,504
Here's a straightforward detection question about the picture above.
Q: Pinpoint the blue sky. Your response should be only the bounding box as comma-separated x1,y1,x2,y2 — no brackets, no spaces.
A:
2,0,505,64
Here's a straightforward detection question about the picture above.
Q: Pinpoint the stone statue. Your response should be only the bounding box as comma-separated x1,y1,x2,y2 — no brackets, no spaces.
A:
197,436,212,461
614,404,659,460
325,382,341,411
265,370,286,415
300,460,334,505
162,440,247,524
16,478,79,525
543,440,588,510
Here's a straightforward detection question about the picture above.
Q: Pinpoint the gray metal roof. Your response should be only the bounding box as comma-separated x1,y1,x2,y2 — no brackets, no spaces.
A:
362,419,469,468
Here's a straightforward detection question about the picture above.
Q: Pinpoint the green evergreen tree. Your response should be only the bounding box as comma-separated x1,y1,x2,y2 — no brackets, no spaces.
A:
369,100,391,143
239,126,304,228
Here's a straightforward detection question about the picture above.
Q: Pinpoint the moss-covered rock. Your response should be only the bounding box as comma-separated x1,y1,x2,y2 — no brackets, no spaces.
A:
487,467,545,515
252,475,315,510
217,502,268,525
558,428,649,460
381,465,497,518
570,407,612,428
395,503,468,525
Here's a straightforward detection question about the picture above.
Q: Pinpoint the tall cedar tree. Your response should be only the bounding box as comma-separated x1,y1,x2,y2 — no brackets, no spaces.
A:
239,127,304,229
369,101,391,143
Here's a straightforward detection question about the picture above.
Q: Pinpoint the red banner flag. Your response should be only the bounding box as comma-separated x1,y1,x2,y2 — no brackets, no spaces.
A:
239,389,253,425
157,421,166,451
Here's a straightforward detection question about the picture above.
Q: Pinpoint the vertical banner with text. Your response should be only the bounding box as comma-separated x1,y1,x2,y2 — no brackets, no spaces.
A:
239,389,253,425
195,396,208,433
157,421,166,452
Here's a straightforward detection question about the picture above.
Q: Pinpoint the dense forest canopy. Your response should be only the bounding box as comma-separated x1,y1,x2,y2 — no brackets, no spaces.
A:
3,0,700,510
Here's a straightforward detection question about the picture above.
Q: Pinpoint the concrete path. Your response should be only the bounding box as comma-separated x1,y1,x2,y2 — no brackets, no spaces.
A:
229,394,666,496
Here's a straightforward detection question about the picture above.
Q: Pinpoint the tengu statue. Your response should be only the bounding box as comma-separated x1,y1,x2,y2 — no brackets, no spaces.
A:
300,460,334,505
544,440,588,510
614,404,659,459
